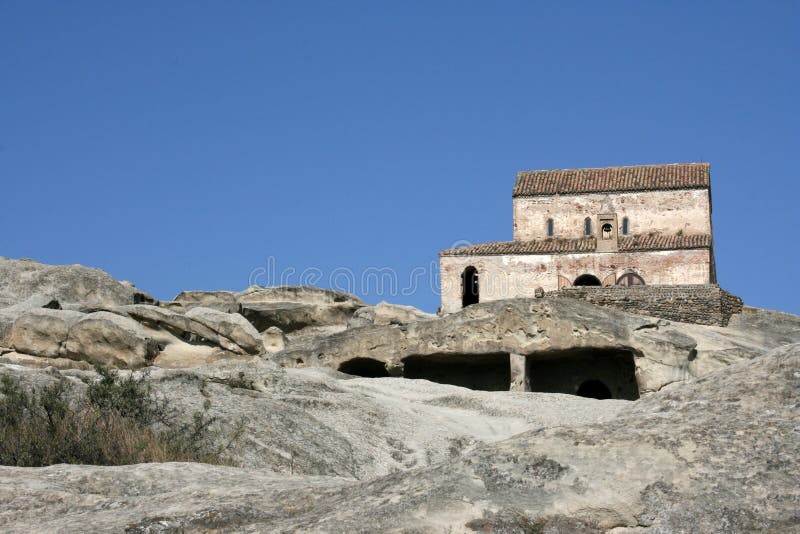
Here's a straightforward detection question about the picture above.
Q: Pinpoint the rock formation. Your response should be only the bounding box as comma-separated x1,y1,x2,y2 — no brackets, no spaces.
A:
0,257,798,532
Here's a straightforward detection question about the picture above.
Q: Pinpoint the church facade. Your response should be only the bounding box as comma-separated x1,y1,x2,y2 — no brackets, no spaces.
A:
439,163,715,313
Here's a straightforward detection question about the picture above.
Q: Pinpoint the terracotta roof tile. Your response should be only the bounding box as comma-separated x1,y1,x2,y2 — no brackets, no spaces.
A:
439,234,711,256
513,163,710,197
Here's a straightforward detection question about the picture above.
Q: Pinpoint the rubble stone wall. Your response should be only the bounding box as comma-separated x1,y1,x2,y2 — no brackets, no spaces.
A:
547,284,743,326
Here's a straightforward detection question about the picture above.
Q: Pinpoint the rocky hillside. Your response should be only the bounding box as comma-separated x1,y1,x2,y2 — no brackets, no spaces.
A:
0,257,798,532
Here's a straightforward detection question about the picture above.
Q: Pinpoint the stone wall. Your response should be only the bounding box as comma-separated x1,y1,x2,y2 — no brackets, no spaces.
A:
547,284,743,326
513,189,711,241
439,248,712,313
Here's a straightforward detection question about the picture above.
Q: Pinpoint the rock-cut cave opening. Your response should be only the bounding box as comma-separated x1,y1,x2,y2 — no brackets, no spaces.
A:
526,348,639,400
402,352,510,391
338,358,390,378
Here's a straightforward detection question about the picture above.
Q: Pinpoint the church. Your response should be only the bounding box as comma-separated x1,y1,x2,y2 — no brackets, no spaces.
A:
439,163,715,313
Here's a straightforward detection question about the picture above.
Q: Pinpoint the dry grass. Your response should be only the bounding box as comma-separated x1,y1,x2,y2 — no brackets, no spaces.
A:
0,367,236,467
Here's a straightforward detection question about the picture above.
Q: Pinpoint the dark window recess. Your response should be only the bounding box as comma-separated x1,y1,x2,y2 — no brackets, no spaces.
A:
622,217,629,235
461,266,479,307
584,217,592,236
546,218,554,237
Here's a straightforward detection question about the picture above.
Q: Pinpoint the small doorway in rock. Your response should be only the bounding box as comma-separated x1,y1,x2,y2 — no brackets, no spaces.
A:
573,274,601,286
576,379,612,399
462,266,479,307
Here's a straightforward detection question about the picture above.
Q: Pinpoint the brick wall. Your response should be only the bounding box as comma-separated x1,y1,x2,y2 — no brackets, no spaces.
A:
547,284,743,326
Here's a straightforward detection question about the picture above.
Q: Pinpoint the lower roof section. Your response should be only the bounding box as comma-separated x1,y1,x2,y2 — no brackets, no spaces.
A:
439,234,712,257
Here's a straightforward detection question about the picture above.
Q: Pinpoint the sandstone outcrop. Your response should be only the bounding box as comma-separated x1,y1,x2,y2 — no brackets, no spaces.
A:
0,343,795,532
0,257,154,308
64,311,159,368
273,296,800,394
348,301,436,327
184,307,262,355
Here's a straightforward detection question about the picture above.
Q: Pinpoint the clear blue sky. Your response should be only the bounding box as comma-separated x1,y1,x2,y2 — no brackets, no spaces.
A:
1,1,797,314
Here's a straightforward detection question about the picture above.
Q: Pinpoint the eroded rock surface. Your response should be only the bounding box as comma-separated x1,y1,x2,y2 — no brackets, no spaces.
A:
0,344,795,533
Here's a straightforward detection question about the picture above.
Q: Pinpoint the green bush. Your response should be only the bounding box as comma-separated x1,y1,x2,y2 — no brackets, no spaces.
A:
0,366,238,467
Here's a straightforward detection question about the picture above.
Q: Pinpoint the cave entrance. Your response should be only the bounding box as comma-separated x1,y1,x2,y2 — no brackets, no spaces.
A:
338,358,389,378
526,348,639,400
402,352,510,391
576,379,612,399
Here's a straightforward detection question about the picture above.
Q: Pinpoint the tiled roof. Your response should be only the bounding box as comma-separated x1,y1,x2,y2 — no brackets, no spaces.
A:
440,234,711,256
513,163,710,197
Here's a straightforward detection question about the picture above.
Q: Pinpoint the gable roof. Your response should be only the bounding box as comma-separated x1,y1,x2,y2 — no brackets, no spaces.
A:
513,163,710,197
439,233,711,257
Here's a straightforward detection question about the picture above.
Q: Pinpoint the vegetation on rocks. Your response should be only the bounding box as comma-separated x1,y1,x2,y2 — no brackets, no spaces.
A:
0,366,237,467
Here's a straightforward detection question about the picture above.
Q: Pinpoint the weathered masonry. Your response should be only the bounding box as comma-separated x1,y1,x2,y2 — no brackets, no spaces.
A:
440,163,719,314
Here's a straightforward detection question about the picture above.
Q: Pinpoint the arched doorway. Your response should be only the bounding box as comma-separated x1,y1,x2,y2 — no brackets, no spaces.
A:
617,272,645,286
461,266,479,307
576,379,612,399
573,274,601,286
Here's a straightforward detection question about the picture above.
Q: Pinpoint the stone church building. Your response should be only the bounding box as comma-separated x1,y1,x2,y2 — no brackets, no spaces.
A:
439,163,716,313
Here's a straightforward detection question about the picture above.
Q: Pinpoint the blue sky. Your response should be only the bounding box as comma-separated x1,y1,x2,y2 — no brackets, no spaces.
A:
1,1,797,313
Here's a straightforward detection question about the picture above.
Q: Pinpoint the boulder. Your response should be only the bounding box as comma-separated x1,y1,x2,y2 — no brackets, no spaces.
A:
238,301,361,333
7,309,85,358
185,307,262,355
64,311,159,368
0,257,154,309
0,294,64,347
237,285,364,307
348,301,435,327
171,291,238,313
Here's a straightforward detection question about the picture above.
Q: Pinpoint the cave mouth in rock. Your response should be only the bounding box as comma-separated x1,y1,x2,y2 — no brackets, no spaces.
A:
402,352,510,391
527,348,639,400
338,358,390,378
576,379,612,399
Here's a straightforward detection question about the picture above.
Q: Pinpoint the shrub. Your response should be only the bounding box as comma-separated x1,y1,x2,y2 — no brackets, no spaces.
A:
0,366,238,467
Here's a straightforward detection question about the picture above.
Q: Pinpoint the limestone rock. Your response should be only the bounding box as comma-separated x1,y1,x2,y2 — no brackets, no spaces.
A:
185,307,262,355
64,311,159,368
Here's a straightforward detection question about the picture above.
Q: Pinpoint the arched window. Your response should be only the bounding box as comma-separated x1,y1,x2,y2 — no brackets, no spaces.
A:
546,218,554,237
601,223,613,240
584,217,592,236
617,272,645,286
461,266,479,307
622,217,629,235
